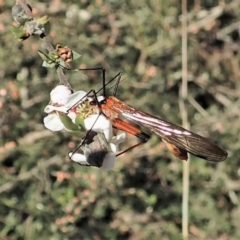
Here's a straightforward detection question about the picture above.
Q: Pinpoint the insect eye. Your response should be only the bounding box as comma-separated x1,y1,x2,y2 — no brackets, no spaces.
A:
90,100,97,105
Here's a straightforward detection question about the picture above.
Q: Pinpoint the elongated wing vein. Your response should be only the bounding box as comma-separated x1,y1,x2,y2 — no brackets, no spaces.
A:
120,110,227,162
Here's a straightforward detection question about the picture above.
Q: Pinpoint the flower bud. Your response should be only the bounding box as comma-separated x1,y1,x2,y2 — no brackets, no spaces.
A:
50,85,72,105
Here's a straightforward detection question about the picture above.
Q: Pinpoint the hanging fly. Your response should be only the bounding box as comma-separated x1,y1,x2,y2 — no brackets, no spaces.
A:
68,72,228,162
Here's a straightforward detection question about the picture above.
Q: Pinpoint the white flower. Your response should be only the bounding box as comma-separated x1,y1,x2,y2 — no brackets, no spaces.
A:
69,129,127,171
44,85,127,170
43,86,88,131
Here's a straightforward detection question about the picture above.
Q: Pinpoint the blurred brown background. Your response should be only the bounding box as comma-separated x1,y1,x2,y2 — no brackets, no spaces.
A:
1,0,240,239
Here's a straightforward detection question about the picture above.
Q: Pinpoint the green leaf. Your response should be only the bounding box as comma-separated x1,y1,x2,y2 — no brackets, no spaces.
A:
37,15,50,25
11,25,29,41
66,129,85,138
42,61,56,68
72,51,81,60
75,115,86,130
38,50,60,68
58,113,80,132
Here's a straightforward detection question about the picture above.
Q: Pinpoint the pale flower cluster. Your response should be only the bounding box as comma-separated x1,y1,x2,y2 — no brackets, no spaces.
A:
43,85,126,170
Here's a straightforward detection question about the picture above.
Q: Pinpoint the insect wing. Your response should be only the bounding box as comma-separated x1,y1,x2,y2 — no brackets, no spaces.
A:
119,109,227,162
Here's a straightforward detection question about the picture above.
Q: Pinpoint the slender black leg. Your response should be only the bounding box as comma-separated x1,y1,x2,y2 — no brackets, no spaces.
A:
96,72,123,96
110,118,150,157
116,132,150,157
112,73,123,97
66,89,95,111
69,110,103,157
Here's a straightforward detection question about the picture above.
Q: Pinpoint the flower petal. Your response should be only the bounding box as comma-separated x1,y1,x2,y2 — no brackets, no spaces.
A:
69,152,89,165
111,131,127,145
109,131,127,153
44,105,68,114
97,96,105,102
50,85,72,105
67,111,77,122
84,114,113,140
65,91,87,109
100,152,116,171
43,114,64,131
109,143,118,153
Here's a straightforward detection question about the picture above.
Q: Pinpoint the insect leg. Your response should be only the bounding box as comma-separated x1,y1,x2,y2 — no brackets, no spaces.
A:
111,118,150,156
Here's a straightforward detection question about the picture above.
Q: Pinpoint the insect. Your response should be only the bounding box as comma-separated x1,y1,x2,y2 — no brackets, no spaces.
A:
69,71,228,162
39,50,228,162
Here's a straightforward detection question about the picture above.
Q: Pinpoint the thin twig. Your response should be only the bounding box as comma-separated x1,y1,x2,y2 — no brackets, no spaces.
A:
17,0,72,90
188,96,209,117
180,0,190,239
17,0,33,17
